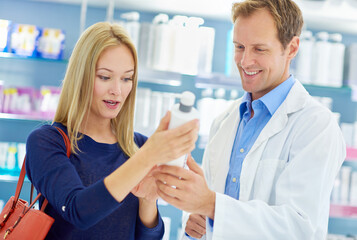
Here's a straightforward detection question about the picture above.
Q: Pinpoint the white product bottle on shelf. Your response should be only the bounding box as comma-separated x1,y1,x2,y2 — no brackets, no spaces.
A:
169,15,189,73
340,166,352,204
328,33,345,87
181,17,204,75
311,32,331,86
347,43,357,87
151,13,172,71
295,30,314,84
138,22,153,68
167,91,199,167
197,88,214,139
197,25,215,74
213,88,227,119
350,171,357,205
120,12,140,50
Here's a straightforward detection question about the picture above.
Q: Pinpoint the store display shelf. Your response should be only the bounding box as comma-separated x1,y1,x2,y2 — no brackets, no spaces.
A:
346,147,357,161
302,84,351,92
330,203,357,218
138,67,182,86
0,113,51,122
0,52,68,63
195,73,241,89
0,174,22,182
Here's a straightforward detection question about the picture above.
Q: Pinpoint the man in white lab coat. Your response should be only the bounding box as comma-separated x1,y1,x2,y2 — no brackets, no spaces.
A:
153,0,346,239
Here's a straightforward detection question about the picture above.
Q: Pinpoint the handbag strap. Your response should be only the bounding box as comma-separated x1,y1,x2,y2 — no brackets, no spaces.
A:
14,126,71,212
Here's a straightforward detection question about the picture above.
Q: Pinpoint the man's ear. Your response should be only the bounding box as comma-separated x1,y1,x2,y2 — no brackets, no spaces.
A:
287,36,300,60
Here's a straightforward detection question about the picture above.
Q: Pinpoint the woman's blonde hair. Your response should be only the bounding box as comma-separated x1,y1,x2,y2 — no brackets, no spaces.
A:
54,22,138,157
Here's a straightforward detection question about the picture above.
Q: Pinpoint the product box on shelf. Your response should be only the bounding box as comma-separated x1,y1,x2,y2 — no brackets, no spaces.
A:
38,86,61,119
10,23,40,57
37,28,65,60
1,87,36,115
0,81,3,113
0,19,11,53
0,142,26,175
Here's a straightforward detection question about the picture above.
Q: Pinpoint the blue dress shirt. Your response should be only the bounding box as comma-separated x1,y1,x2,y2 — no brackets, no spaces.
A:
225,75,295,199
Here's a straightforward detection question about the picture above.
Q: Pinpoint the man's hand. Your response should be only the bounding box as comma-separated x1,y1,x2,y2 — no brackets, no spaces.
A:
185,214,206,239
153,155,216,219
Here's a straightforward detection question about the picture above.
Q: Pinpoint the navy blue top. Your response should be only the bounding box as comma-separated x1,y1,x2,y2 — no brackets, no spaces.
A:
25,122,164,240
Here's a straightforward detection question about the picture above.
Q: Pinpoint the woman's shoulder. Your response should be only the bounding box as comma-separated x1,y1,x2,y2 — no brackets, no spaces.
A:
27,122,67,147
133,132,148,147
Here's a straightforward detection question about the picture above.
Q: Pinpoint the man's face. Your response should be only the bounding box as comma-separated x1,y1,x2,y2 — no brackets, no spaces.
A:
233,8,298,100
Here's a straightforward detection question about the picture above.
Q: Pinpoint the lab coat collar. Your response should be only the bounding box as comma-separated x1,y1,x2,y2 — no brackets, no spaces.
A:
239,80,309,200
209,80,310,197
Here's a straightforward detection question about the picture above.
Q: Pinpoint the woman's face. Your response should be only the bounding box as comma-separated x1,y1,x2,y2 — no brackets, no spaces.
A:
89,45,134,124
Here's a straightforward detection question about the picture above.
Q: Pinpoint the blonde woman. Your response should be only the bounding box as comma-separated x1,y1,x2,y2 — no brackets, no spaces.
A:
25,22,199,239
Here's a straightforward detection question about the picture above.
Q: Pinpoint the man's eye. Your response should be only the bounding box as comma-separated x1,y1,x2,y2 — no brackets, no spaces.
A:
256,48,265,52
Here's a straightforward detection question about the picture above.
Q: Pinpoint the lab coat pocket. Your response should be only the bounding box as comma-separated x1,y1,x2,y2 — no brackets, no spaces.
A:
251,158,287,202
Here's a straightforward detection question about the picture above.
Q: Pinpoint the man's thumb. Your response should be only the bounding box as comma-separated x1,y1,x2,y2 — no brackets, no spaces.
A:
187,154,204,177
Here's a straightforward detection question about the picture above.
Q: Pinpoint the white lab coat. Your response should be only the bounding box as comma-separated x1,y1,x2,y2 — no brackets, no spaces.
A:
181,81,346,240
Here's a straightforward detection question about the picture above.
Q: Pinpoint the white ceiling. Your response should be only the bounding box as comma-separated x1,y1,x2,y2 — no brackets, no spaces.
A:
31,0,357,33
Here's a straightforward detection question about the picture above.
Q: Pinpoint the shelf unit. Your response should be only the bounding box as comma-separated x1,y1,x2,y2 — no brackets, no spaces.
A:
2,0,357,239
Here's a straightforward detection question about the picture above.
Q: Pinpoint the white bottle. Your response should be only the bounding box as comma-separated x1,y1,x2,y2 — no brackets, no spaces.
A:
311,32,331,86
169,15,188,73
151,13,172,71
295,30,314,84
180,17,204,75
328,33,345,87
213,88,227,119
166,91,199,167
347,43,357,87
350,171,357,205
197,88,214,139
120,12,140,50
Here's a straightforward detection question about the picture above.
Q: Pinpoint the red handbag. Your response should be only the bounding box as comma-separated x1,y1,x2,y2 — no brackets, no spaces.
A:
0,127,70,239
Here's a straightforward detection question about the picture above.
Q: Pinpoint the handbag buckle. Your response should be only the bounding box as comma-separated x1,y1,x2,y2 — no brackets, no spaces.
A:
3,230,10,239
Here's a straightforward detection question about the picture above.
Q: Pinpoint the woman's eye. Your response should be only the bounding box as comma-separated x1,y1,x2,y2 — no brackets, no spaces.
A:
123,77,133,82
98,75,110,80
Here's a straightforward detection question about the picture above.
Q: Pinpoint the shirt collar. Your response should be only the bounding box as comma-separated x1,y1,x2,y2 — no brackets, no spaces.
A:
260,74,295,115
239,92,252,119
239,74,296,117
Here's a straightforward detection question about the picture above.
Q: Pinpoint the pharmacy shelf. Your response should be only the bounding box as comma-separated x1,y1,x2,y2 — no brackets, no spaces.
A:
31,0,357,34
0,113,51,122
0,52,68,63
328,217,357,235
0,174,27,182
138,67,182,87
195,72,241,90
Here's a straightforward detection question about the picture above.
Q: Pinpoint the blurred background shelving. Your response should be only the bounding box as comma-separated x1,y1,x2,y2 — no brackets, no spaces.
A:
2,0,357,239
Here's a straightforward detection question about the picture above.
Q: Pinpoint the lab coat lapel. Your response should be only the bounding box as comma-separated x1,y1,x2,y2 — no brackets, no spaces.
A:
210,103,240,194
239,81,308,201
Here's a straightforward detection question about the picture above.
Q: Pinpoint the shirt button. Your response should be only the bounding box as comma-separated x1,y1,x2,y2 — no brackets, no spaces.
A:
62,206,66,212
232,178,237,183
240,148,244,153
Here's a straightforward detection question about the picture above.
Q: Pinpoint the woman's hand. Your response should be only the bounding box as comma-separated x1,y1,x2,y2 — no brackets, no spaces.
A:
139,111,199,166
131,166,159,202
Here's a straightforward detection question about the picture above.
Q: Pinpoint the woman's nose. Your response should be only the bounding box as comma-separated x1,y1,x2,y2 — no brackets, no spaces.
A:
109,80,121,95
